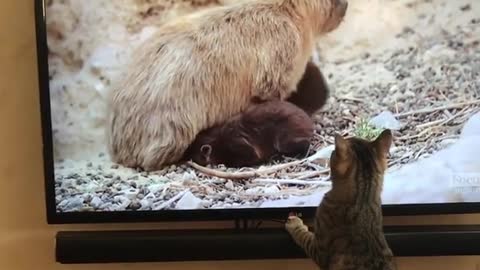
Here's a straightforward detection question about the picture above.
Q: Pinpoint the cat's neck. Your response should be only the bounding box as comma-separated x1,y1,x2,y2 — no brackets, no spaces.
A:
328,174,384,206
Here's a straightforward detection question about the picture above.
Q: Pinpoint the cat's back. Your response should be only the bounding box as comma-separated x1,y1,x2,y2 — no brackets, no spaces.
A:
326,230,396,270
328,254,396,270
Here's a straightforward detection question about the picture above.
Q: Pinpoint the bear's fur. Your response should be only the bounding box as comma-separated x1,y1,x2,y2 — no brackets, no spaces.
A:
183,100,314,167
106,0,348,170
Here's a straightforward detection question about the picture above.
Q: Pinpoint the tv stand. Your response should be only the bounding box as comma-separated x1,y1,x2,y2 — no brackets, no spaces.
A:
56,224,480,264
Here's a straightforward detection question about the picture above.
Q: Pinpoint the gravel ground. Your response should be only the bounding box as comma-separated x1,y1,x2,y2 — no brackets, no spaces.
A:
48,0,480,212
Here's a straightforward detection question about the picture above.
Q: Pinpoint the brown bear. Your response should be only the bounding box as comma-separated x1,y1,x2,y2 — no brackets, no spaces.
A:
106,0,348,171
183,100,314,167
184,61,330,167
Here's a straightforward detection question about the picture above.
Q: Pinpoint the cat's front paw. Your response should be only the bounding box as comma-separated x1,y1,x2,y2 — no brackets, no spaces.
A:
285,215,308,234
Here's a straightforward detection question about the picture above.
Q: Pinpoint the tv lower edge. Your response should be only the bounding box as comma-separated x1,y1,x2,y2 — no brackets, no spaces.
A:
56,225,480,264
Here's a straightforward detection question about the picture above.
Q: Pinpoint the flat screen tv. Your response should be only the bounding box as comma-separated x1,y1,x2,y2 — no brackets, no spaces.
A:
35,0,480,224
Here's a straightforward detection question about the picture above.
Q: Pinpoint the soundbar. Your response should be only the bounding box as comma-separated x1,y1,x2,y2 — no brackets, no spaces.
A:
56,225,480,264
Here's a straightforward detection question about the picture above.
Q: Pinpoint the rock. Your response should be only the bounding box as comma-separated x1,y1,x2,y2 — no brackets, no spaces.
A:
389,146,400,155
76,179,86,185
369,110,402,130
64,197,84,211
312,145,335,160
128,200,142,210
114,195,131,210
245,187,263,195
388,84,398,93
140,198,152,210
246,186,280,195
100,193,110,201
264,185,280,194
99,202,113,210
201,200,213,208
90,196,103,208
225,180,234,190
148,184,164,194
182,171,195,181
128,175,139,181
84,182,100,191
204,186,215,194
460,4,471,12
139,192,155,210
182,178,195,186
152,200,171,210
439,139,458,147
58,199,69,208
260,191,326,208
175,191,203,209
124,189,139,200
82,194,92,203
144,192,155,200
461,112,480,138
67,173,81,179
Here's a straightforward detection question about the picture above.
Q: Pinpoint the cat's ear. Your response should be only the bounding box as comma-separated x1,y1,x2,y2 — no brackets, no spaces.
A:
334,133,348,157
200,144,212,158
373,129,393,156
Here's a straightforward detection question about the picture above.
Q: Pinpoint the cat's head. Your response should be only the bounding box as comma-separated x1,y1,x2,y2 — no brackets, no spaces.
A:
328,129,393,201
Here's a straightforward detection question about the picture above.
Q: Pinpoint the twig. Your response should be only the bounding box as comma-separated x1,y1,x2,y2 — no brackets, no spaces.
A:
388,150,415,166
433,134,460,142
305,162,325,171
394,99,480,118
337,96,364,102
414,143,430,160
397,127,433,141
187,148,330,180
415,105,471,130
415,118,446,129
237,189,318,198
252,178,331,186
153,189,188,210
187,159,305,180
291,169,330,180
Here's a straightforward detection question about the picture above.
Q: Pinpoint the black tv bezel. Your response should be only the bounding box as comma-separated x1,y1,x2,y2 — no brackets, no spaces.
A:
35,0,480,224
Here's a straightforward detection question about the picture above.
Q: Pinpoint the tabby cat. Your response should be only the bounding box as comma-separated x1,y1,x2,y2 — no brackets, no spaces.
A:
285,129,397,270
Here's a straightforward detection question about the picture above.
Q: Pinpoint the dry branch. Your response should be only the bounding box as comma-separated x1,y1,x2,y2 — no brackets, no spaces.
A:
394,99,480,118
187,159,304,180
187,151,329,180
153,189,189,210
252,178,331,186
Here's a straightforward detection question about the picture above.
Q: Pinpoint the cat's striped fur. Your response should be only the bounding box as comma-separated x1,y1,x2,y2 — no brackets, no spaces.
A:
285,130,397,270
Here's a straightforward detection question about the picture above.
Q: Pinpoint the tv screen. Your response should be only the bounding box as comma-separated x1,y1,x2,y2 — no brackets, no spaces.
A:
36,0,480,223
